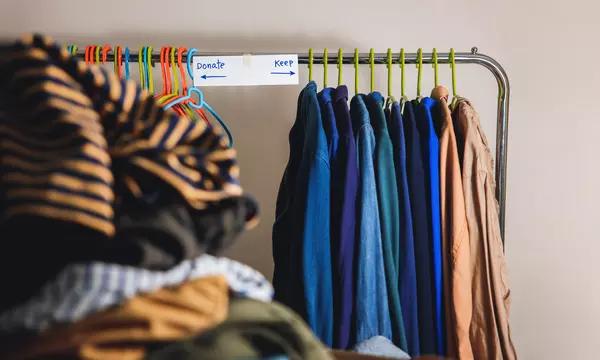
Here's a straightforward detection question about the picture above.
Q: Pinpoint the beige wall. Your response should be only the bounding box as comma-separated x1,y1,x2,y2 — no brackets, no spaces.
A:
2,0,599,357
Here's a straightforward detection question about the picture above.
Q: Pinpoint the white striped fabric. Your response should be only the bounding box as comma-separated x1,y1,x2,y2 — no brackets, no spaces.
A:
0,255,273,333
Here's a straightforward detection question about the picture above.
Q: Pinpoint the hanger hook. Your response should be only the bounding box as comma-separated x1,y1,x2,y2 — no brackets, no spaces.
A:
70,44,78,56
386,48,393,98
337,48,343,86
178,47,188,93
416,48,423,97
450,48,458,98
323,48,328,88
124,47,130,80
186,48,198,81
369,48,375,93
101,44,110,64
432,48,439,87
354,48,359,95
138,47,146,89
94,45,101,64
308,48,313,82
114,45,120,77
400,48,406,99
171,47,179,95
147,46,154,94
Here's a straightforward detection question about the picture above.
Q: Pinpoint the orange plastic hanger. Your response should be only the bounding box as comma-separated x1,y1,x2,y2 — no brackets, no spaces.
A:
101,44,111,64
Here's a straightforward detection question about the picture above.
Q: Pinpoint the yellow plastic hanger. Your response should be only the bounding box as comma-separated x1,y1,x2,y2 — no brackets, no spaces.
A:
337,48,343,86
354,48,359,95
138,47,146,90
308,48,313,82
432,48,439,87
323,48,328,88
416,48,423,99
369,48,374,93
386,48,393,98
449,48,459,108
147,46,155,94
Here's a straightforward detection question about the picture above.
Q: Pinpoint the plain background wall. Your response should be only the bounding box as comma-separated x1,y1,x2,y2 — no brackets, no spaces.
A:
2,0,599,357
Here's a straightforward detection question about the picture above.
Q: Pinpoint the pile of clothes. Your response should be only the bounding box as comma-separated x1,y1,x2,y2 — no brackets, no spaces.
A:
0,35,331,360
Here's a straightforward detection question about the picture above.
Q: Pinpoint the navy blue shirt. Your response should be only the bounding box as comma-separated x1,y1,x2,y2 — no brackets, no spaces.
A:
273,81,333,346
403,100,437,354
387,101,421,356
329,85,358,349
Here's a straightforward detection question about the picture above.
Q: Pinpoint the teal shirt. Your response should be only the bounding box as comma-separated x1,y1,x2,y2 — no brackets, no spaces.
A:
364,92,407,351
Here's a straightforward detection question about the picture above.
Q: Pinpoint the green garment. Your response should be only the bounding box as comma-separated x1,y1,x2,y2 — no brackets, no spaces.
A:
146,299,332,360
364,92,407,351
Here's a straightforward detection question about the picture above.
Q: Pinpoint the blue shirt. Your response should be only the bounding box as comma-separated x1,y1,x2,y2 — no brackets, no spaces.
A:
330,85,358,349
403,100,436,354
387,101,421,356
273,81,333,346
365,92,407,351
350,94,392,344
416,98,445,355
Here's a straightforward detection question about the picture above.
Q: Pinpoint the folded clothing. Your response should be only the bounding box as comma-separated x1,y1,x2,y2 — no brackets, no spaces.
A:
0,255,273,333
1,276,230,360
0,34,258,309
146,298,333,360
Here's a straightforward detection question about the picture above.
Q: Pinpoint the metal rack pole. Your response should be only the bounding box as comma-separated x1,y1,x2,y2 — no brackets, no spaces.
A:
73,47,510,241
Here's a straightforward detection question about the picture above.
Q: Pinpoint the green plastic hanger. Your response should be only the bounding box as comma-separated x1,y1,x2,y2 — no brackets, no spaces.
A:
449,48,459,108
386,48,393,98
432,48,439,87
354,48,359,94
337,48,343,86
308,48,313,82
416,48,423,99
369,48,375,93
323,48,328,88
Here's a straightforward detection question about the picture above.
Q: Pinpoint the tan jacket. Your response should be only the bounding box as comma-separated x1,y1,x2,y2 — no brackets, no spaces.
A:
432,86,473,360
453,98,517,360
10,276,230,360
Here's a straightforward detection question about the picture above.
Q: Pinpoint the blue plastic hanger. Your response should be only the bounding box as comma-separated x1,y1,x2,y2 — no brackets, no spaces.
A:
124,47,131,80
164,47,234,148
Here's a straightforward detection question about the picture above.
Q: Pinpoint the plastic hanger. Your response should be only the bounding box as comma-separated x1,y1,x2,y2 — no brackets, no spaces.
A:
167,46,234,147
124,47,131,80
399,48,409,108
138,47,146,89
114,45,122,78
432,48,439,87
386,48,393,98
84,45,90,64
101,44,110,64
416,48,423,100
337,48,343,86
323,48,328,88
308,48,313,82
354,48,359,95
449,48,459,108
171,47,180,96
147,46,155,94
178,47,188,93
385,48,396,108
369,48,375,93
95,45,100,65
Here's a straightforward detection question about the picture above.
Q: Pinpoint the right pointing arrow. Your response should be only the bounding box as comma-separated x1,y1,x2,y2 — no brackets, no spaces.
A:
270,71,295,76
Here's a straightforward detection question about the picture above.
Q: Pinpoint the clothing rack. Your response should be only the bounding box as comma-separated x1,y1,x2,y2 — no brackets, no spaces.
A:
75,47,510,241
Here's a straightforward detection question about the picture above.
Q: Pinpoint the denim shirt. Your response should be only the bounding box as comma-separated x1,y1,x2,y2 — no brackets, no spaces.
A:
350,94,392,344
387,101,420,356
365,92,407,351
273,82,333,346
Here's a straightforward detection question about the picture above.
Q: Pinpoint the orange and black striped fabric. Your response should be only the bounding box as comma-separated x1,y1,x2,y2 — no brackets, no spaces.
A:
0,34,245,237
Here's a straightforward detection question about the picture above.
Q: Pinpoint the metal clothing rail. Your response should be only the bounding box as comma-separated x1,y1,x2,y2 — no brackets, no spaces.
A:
72,47,510,241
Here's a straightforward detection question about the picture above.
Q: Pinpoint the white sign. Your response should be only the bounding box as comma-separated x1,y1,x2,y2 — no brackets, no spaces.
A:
192,54,299,87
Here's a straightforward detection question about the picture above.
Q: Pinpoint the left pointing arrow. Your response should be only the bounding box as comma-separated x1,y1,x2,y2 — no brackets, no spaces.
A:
201,75,227,79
